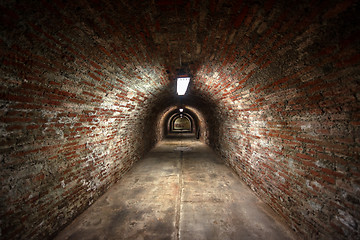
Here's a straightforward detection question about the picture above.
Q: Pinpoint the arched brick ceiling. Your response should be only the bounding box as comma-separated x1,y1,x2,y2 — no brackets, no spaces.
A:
2,0,358,111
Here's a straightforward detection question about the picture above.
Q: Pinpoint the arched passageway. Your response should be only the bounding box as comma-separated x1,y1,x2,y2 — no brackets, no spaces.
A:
1,0,359,239
171,114,192,132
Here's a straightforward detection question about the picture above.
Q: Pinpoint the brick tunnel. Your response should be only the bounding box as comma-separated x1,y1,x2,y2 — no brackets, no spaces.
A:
1,0,359,239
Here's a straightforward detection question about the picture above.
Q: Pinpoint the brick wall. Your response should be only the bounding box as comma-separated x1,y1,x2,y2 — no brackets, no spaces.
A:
191,0,360,239
0,1,170,239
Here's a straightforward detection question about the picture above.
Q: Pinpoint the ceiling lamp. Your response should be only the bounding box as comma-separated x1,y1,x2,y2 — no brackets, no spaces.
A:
179,108,184,112
177,77,190,95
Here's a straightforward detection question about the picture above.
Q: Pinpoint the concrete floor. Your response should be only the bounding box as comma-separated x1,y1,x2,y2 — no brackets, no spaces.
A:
55,134,295,240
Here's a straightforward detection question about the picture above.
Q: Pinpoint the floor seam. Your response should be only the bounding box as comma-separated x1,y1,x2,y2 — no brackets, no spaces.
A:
175,149,184,240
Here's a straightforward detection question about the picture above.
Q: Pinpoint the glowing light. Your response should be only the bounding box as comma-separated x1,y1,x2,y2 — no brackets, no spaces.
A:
179,108,183,112
177,77,190,95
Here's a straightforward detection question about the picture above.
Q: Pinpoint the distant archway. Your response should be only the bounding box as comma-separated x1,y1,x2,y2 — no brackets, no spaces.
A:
172,115,192,132
157,105,209,143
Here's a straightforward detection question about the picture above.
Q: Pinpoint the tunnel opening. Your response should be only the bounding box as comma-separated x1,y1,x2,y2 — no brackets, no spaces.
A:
170,114,192,133
155,102,212,143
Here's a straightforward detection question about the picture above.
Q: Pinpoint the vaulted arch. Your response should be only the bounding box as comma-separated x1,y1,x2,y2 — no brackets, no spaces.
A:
1,0,359,239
